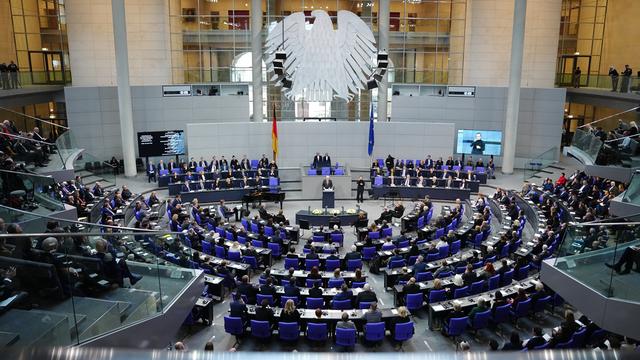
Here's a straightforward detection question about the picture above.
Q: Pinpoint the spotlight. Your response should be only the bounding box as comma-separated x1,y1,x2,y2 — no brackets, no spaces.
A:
373,73,383,82
281,78,292,88
275,50,287,61
273,59,284,75
367,79,378,90
377,59,389,69
377,52,388,62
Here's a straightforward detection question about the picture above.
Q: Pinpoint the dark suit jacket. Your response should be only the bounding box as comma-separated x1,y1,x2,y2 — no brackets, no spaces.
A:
526,336,546,349
403,283,421,294
255,306,274,323
230,301,248,318
322,180,333,190
259,284,277,297
308,287,323,298
356,290,377,304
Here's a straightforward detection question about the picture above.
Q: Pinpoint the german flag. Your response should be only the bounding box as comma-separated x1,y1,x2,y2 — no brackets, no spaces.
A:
272,104,278,161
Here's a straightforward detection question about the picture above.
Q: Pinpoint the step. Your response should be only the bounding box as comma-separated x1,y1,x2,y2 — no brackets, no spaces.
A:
0,308,72,346
99,288,159,324
44,297,122,342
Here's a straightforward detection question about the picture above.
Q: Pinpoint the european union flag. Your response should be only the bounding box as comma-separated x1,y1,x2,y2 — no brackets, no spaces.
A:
368,103,375,156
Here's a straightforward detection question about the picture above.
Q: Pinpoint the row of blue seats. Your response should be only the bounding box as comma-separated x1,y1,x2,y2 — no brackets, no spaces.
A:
225,317,415,346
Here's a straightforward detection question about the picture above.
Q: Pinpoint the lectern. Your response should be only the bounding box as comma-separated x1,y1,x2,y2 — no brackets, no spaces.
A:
322,189,335,208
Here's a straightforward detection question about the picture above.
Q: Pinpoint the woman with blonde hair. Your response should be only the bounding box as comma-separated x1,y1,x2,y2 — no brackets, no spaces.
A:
279,299,301,324
228,241,242,258
390,306,412,337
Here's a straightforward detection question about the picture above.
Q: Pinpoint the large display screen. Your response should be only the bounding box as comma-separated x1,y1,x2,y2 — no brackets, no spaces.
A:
137,130,185,157
456,129,502,156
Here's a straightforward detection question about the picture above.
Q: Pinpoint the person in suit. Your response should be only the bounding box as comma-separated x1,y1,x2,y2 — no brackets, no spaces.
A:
230,155,239,170
502,331,523,351
254,298,275,326
362,302,382,324
413,255,428,274
322,176,333,190
333,283,353,302
467,297,488,321
355,283,377,307
146,161,156,183
284,277,300,297
356,176,365,203
308,280,323,298
336,312,356,330
461,264,477,286
322,153,331,168
345,245,362,260
403,174,412,187
471,132,486,155
402,277,421,295
385,154,395,172
258,154,269,169
525,327,547,350
188,157,198,171
443,300,466,325
240,155,250,170
259,277,277,299
237,275,257,304
312,152,322,169
229,292,248,322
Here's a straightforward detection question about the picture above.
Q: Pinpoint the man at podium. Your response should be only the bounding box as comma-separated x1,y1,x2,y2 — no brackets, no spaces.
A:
322,176,334,190
322,176,335,208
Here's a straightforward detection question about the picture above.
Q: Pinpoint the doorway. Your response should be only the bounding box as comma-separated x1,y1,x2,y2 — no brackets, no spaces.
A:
556,54,592,87
28,50,66,85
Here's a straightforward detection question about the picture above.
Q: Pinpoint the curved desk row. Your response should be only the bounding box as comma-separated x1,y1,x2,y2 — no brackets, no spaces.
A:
295,210,367,227
158,169,272,187
177,187,284,208
168,178,278,196
371,186,471,201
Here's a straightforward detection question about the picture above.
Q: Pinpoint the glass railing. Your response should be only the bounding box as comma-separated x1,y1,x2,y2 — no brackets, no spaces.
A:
553,220,640,301
524,146,558,180
556,73,640,91
0,225,199,347
621,170,640,205
570,128,603,163
0,107,68,142
55,129,117,187
0,169,65,212
12,70,72,87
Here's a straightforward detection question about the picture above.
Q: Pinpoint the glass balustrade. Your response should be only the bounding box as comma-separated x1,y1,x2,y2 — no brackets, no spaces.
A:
0,227,199,347
524,147,558,180
621,170,640,205
0,169,65,213
553,221,640,302
570,128,603,163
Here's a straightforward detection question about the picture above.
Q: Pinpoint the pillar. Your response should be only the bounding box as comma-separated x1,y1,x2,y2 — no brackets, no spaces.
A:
502,0,527,174
251,0,263,121
377,0,390,122
111,0,136,177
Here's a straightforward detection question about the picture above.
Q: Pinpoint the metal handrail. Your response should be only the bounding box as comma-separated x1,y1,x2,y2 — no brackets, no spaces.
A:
604,132,640,143
0,168,55,180
0,106,69,129
576,106,640,129
1,132,55,145
0,203,164,233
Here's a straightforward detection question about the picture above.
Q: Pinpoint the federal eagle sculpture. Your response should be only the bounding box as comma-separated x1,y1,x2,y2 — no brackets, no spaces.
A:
265,10,378,102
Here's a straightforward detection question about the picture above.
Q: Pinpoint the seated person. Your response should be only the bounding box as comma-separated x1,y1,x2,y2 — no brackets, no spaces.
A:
362,302,382,324
336,312,356,331
283,277,300,297
502,331,524,351
308,280,323,298
93,238,142,287
254,298,275,326
402,277,421,295
333,283,353,302
217,200,236,220
525,327,547,350
237,275,257,304
229,292,248,321
390,306,411,336
467,297,489,321
443,300,466,325
345,245,362,260
355,283,378,307
279,299,301,324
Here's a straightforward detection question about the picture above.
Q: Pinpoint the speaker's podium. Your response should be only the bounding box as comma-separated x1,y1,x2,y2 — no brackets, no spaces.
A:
322,189,335,208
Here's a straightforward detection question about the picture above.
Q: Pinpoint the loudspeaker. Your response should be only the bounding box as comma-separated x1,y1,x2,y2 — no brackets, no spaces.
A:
377,52,388,62
377,60,389,69
275,50,287,60
367,79,378,89
273,59,284,75
282,78,292,88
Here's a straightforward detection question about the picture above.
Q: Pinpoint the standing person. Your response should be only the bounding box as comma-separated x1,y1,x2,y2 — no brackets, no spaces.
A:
609,66,619,92
0,63,8,90
621,64,633,93
7,61,19,89
572,67,581,88
356,176,365,203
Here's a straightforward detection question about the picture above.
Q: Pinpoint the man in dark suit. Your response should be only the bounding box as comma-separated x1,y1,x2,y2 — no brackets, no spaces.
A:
333,284,353,302
188,157,197,171
306,248,319,260
229,292,248,321
146,162,156,183
230,155,239,170
168,159,177,172
259,277,277,297
283,277,300,297
308,281,323,298
385,154,395,172
355,283,377,307
345,245,362,260
237,275,257,304
526,327,547,350
322,153,331,167
412,255,428,273
402,277,421,294
312,152,322,169
322,176,334,190
255,299,274,325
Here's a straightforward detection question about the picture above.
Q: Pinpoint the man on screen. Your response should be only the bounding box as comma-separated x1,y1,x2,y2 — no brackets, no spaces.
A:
322,176,334,191
470,132,485,155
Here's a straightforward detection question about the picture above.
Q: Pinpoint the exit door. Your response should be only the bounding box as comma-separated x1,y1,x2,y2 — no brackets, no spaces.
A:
28,51,66,85
556,54,591,87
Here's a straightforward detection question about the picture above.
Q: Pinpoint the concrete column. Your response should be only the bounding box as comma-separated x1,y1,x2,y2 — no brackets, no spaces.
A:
111,0,137,177
502,0,527,174
377,0,390,122
251,0,263,121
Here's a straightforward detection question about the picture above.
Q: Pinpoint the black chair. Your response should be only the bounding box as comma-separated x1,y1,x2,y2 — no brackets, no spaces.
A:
136,158,144,170
119,159,124,172
93,161,102,170
85,162,93,171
